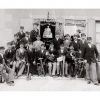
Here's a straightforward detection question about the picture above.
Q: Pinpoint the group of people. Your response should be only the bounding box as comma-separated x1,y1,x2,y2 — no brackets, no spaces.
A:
0,23,100,86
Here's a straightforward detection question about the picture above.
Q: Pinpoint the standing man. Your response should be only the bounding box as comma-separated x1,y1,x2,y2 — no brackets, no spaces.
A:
82,37,99,85
53,35,63,51
4,42,16,69
70,34,81,58
16,26,25,41
79,33,87,58
30,23,39,43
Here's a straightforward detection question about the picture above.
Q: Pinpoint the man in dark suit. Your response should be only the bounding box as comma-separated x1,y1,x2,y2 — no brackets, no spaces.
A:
4,42,16,69
82,37,99,85
14,42,28,79
30,23,39,43
53,35,63,51
16,26,25,41
70,34,81,58
11,34,20,50
27,42,37,80
79,33,87,58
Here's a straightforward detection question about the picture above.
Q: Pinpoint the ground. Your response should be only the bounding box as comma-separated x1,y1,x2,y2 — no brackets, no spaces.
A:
0,76,100,91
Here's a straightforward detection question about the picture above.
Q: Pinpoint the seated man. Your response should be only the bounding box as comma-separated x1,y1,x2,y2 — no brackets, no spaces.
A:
13,42,28,79
27,42,37,80
34,44,46,76
4,42,16,69
0,46,14,86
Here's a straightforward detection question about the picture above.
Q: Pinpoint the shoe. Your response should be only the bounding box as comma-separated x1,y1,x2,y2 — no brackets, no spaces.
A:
7,81,15,86
94,82,99,85
87,80,91,84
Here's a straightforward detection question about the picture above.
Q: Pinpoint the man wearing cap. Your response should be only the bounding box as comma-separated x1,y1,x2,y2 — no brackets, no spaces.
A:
16,26,25,41
53,35,63,51
0,46,14,86
64,34,71,49
11,34,20,50
82,37,99,85
20,31,30,49
30,23,39,43
79,33,87,57
14,42,28,79
70,34,81,58
4,42,16,69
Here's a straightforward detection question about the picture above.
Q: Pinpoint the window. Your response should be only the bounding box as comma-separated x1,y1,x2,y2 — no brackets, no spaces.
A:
96,21,100,53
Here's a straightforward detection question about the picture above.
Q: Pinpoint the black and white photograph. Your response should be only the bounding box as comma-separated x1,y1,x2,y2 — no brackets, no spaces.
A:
0,8,100,91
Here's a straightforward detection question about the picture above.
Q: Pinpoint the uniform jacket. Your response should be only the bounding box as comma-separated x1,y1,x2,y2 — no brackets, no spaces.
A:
4,49,16,64
30,29,39,42
16,32,25,41
16,48,28,62
70,40,81,51
52,38,63,50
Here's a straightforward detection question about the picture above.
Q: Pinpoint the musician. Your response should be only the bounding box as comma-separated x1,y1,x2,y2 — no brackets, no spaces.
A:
0,46,14,86
53,35,63,51
39,44,47,75
70,34,81,58
27,42,36,80
20,31,30,49
79,33,87,58
56,44,67,77
64,34,71,50
30,23,39,43
4,42,16,68
82,37,99,85
33,35,44,51
47,43,57,76
34,44,47,76
16,26,25,41
11,34,20,50
14,42,28,79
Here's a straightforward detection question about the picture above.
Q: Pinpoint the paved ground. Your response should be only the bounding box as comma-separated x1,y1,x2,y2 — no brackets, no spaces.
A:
0,76,100,91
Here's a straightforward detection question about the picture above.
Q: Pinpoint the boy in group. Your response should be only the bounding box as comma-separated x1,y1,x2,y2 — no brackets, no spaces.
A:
13,42,28,79
4,42,16,69
47,43,57,76
56,44,67,77
0,46,14,86
27,42,36,80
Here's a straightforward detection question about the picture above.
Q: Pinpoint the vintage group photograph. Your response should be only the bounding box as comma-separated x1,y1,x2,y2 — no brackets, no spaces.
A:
0,9,100,91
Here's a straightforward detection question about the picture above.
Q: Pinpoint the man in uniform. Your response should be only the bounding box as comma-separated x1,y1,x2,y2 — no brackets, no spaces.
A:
30,23,39,43
16,26,25,41
13,42,28,79
4,42,16,69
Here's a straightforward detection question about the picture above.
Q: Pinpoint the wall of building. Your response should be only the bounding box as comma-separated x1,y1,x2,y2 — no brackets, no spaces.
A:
0,9,100,46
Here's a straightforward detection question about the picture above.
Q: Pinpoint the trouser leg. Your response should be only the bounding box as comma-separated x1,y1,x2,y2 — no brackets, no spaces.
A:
65,62,68,76
2,67,14,83
52,62,56,76
85,63,91,81
17,62,25,77
90,62,98,83
57,62,60,75
48,62,52,75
